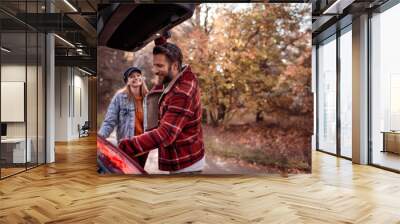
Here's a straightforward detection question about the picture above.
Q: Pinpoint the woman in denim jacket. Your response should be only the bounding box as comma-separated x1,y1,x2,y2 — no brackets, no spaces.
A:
98,67,149,143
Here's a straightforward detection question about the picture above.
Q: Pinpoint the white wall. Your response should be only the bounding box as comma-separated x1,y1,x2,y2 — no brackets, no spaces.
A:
1,65,26,139
54,66,89,141
1,65,41,137
55,66,69,141
72,72,89,138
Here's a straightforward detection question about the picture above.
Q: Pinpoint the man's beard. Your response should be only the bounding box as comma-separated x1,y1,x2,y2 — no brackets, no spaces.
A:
161,67,173,85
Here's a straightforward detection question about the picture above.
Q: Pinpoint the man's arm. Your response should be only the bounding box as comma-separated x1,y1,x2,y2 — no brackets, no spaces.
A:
119,81,197,155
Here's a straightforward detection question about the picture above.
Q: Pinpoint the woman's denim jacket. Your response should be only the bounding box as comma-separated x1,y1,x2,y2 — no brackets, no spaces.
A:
98,92,148,142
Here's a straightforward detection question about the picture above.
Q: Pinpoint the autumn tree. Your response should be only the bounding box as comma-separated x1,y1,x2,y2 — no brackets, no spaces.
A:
176,3,312,127
133,3,312,128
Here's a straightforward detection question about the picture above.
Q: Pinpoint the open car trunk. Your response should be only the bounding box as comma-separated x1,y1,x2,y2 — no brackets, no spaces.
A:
98,3,196,51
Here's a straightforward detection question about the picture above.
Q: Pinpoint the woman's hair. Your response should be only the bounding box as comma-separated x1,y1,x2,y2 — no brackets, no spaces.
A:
118,74,149,100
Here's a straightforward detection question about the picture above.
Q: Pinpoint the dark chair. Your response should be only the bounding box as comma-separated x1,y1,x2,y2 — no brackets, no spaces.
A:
78,121,90,138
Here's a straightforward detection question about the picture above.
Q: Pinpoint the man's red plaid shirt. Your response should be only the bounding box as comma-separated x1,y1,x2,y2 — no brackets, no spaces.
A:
118,65,205,171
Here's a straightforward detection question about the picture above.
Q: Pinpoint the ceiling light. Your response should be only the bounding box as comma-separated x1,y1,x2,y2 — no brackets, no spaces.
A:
54,34,75,48
63,0,78,12
1,47,11,53
78,67,93,76
323,0,355,15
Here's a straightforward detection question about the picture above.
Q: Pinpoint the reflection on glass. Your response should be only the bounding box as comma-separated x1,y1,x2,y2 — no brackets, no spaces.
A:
318,36,337,154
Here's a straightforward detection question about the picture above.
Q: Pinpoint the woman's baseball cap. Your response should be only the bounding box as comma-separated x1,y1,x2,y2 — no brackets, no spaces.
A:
123,67,142,83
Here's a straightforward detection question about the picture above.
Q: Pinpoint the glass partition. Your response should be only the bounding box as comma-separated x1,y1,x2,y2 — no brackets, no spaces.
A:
1,30,28,178
0,0,46,179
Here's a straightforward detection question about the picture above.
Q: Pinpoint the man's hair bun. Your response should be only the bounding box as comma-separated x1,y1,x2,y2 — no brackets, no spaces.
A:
154,36,167,46
154,31,171,46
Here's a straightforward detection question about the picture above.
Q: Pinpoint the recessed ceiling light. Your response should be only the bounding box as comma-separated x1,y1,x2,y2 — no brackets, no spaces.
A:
63,0,78,12
323,0,355,15
1,47,11,53
54,34,75,48
78,67,93,76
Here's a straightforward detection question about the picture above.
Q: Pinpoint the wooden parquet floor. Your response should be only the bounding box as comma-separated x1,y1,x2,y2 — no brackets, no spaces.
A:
1,135,400,224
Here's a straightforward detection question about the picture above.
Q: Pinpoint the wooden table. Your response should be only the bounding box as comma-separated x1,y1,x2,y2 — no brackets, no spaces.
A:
381,131,400,154
0,138,32,166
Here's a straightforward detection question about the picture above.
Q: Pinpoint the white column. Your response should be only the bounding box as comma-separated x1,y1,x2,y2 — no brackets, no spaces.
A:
352,14,369,164
312,45,317,151
46,0,55,163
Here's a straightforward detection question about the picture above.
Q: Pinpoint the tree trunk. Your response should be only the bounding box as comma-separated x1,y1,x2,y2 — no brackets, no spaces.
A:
256,110,264,123
217,103,226,121
209,110,219,127
195,6,201,27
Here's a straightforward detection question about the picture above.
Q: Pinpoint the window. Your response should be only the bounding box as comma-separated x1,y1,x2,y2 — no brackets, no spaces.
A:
317,35,337,154
370,3,400,171
339,26,352,158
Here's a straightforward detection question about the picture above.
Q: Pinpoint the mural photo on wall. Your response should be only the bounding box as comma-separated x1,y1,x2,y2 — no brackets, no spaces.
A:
96,3,313,175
